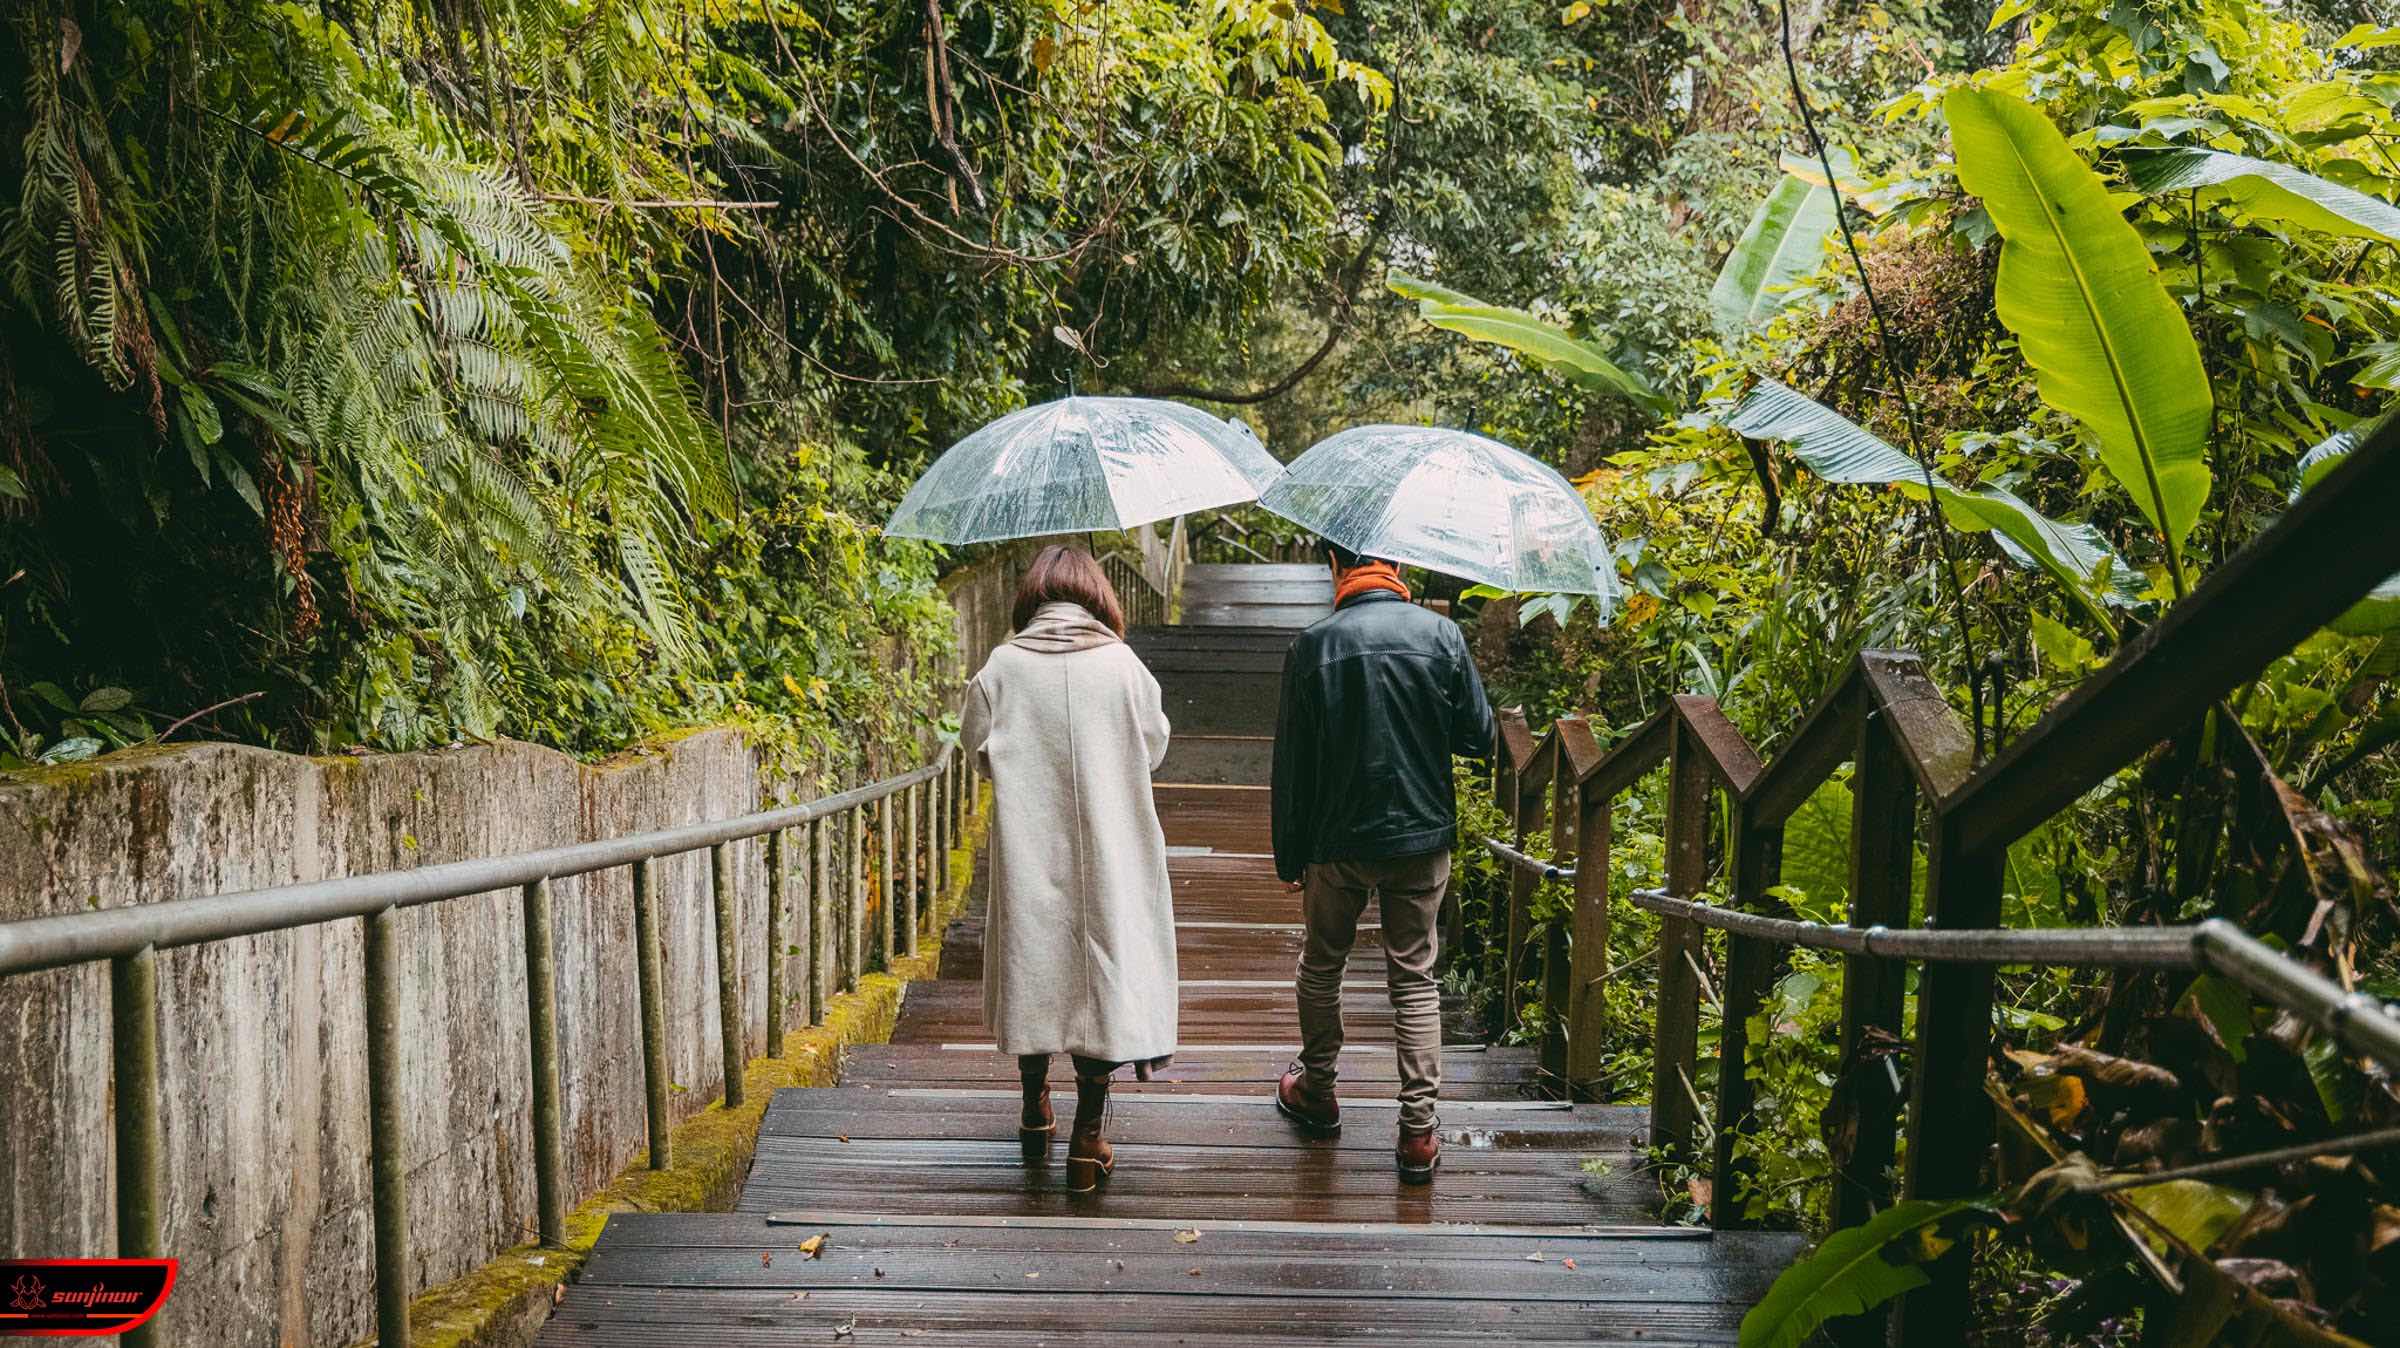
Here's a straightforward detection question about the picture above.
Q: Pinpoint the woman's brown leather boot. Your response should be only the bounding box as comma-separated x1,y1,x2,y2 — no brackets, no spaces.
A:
1066,1070,1114,1193
1019,1059,1054,1159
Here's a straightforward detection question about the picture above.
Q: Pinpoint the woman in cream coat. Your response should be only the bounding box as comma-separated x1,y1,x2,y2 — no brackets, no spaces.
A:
960,544,1178,1193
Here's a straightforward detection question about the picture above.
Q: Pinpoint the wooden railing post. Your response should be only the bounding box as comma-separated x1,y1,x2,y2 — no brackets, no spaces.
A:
808,817,830,1022
110,945,164,1348
878,793,898,971
1710,801,1784,1229
903,781,921,959
1895,816,2004,1346
709,843,745,1108
1543,719,1600,1084
520,879,568,1247
364,904,412,1347
1835,713,1918,1231
1565,769,1615,1100
1503,734,1551,1028
764,831,787,1050
630,858,673,1169
928,766,946,912
1649,719,1712,1165
1491,709,1536,1031
845,801,866,992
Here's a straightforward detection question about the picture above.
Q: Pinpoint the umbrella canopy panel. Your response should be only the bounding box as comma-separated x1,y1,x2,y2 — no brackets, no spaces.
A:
1260,425,1619,601
884,396,1283,544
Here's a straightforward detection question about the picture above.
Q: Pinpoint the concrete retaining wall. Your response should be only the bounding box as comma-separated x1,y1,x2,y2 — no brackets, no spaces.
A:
0,551,1020,1346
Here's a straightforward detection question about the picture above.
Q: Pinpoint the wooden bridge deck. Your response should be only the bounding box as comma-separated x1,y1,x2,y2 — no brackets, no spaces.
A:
539,583,1800,1343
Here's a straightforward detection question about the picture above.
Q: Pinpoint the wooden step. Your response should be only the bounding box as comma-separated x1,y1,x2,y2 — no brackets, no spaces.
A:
1153,734,1273,785
540,1212,1802,1345
892,980,1413,1045
838,1045,1548,1100
765,1086,1631,1148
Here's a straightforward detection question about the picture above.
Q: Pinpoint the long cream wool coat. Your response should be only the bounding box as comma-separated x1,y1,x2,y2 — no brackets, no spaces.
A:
961,602,1179,1063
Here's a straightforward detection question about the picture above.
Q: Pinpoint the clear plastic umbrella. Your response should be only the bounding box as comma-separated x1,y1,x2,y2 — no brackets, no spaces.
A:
884,396,1283,544
1259,425,1619,605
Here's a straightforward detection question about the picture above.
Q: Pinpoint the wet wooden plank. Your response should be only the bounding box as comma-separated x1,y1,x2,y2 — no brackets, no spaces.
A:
573,1215,1789,1302
733,1136,1659,1226
540,1286,1766,1344
761,1090,1636,1154
835,1047,1547,1100
891,982,1402,1043
601,1209,1727,1245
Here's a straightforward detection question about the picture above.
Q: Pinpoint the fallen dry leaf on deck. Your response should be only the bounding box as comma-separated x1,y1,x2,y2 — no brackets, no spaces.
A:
798,1234,828,1259
1186,1267,1203,1276
784,1291,810,1303
1562,1258,1578,1271
1173,1229,1201,1244
833,1317,856,1340
1525,1252,1546,1263
761,1252,774,1267
1025,1272,1040,1280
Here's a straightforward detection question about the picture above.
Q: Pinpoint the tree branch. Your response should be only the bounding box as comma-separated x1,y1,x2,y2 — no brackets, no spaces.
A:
922,0,987,212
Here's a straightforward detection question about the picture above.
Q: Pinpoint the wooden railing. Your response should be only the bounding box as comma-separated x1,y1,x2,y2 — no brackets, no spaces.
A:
1099,548,1170,629
1477,413,2400,1342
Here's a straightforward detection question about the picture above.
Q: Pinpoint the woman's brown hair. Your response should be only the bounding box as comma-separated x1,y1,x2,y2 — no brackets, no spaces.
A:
1011,544,1126,635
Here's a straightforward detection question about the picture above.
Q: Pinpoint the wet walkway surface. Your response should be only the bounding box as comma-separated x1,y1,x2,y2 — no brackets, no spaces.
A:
539,574,1801,1344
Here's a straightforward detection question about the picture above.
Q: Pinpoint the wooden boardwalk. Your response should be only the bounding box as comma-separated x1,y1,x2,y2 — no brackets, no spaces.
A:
540,581,1801,1343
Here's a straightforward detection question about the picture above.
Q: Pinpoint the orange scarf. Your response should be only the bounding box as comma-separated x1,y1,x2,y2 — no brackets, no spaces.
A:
1333,560,1411,606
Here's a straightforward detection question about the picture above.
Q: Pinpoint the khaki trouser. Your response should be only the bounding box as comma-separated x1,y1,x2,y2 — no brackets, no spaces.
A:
1295,849,1451,1134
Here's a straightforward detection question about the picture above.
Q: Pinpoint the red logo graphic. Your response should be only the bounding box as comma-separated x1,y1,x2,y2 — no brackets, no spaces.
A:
0,1261,176,1337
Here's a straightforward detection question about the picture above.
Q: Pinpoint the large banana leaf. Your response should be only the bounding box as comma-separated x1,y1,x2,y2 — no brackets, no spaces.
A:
1739,1198,1990,1348
1710,173,1839,338
2124,148,2400,245
1385,269,1486,308
1778,148,1886,213
1939,483,2146,623
1729,378,2142,629
2289,411,2400,634
1386,275,1669,411
1946,88,2213,579
1725,376,1926,482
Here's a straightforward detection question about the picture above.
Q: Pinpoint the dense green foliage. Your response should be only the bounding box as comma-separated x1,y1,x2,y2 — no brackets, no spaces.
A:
1411,0,2400,1338
0,0,1374,772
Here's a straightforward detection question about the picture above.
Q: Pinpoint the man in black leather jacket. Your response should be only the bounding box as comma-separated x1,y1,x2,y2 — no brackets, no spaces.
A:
1270,541,1496,1182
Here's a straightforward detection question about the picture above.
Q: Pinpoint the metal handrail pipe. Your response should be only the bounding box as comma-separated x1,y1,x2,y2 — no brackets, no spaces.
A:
1624,894,2400,1074
0,746,955,979
1482,837,1575,883
2192,919,2400,1076
1628,891,2201,967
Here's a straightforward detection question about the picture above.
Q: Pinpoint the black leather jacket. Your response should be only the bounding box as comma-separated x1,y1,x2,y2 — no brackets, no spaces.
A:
1271,591,1497,881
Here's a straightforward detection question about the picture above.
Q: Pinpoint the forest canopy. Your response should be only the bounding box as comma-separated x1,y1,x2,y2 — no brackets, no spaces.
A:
0,0,1378,769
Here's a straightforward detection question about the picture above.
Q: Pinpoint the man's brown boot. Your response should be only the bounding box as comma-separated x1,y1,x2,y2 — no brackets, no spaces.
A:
1066,1071,1114,1193
1276,1064,1341,1137
1396,1126,1440,1184
1019,1063,1054,1159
